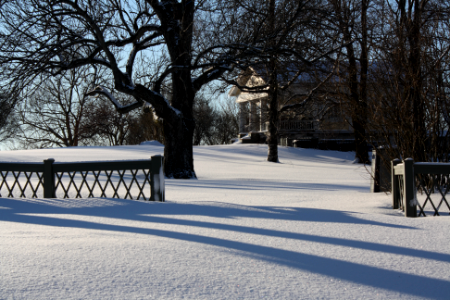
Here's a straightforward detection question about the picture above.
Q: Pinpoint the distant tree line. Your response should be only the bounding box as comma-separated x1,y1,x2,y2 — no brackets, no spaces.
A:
9,67,164,149
327,0,450,164
193,95,239,146
8,67,236,149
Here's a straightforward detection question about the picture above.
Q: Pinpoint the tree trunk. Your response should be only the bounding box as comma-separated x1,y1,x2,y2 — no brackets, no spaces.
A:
409,0,426,162
353,118,368,163
163,85,196,178
133,80,197,178
342,2,369,164
356,0,370,164
163,115,196,178
266,0,279,163
347,44,369,164
267,83,279,162
163,65,197,178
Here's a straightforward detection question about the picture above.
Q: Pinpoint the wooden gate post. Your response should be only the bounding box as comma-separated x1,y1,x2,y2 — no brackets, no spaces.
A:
43,158,55,198
150,155,165,202
403,158,417,217
371,150,380,193
391,158,401,209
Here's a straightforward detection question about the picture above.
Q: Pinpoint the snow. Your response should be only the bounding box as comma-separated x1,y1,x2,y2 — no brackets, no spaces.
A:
140,140,164,147
0,144,449,299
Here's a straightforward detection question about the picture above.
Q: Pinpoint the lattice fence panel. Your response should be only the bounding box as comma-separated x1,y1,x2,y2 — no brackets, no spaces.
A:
415,173,450,216
0,171,44,198
54,169,151,200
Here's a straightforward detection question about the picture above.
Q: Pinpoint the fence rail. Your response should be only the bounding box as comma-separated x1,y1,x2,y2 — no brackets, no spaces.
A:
391,158,450,217
0,155,165,201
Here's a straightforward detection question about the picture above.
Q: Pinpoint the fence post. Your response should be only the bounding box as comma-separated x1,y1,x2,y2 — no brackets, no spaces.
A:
150,155,165,202
391,158,401,209
43,158,55,198
403,158,417,217
371,150,380,192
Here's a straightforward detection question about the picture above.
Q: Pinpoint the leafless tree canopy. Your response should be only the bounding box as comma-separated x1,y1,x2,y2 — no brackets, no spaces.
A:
0,0,269,177
0,91,19,143
1,0,450,169
192,94,239,145
15,67,103,147
220,0,341,162
366,0,450,163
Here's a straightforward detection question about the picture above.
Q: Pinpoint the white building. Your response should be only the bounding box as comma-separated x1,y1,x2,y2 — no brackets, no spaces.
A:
229,66,353,145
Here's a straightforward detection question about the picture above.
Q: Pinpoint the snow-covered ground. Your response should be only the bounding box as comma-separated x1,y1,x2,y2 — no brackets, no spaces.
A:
0,143,449,299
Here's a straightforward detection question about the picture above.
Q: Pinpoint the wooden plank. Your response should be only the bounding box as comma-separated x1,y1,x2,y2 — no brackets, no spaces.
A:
0,162,44,172
150,155,165,202
52,160,151,173
403,158,417,218
394,164,404,175
391,158,402,209
43,159,55,198
414,163,450,175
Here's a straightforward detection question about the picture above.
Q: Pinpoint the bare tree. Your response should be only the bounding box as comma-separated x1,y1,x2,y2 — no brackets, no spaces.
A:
215,96,240,144
0,91,19,144
224,0,340,162
192,93,239,145
328,0,371,164
367,0,450,163
192,95,216,145
16,68,103,147
209,109,239,144
126,110,164,145
0,0,260,178
81,100,138,146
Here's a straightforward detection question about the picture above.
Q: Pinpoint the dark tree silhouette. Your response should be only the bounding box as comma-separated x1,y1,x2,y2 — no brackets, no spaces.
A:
0,0,258,177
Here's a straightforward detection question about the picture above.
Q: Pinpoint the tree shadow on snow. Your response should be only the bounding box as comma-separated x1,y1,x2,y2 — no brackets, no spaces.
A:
167,178,368,192
0,197,449,299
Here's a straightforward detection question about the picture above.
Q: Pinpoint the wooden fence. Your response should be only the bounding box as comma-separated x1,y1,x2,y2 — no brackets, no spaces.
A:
0,155,165,201
391,158,450,217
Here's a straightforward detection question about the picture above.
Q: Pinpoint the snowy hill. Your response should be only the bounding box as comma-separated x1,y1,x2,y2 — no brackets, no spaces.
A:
0,144,449,299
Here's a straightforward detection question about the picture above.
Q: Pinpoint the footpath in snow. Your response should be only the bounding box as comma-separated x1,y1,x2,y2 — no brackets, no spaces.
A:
0,143,449,299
